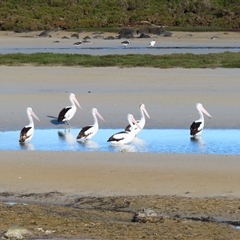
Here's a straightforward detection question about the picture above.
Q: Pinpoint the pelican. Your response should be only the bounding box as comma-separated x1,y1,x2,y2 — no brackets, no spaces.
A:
121,40,130,48
76,108,105,141
58,93,82,124
125,103,150,135
19,107,40,143
190,103,212,137
148,39,156,47
107,114,141,144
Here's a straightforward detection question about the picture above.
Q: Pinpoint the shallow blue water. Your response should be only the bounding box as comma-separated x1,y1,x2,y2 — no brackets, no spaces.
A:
0,129,239,154
0,46,239,55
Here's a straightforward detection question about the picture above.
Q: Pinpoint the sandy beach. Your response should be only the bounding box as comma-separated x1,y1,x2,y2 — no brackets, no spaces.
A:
0,31,240,239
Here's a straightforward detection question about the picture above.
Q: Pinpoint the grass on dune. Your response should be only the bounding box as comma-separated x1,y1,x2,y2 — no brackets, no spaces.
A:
0,52,240,68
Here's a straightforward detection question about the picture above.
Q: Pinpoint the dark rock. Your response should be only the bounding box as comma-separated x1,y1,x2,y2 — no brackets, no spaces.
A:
138,33,151,38
118,28,134,39
83,36,91,40
38,30,51,37
71,33,79,39
104,36,115,40
61,36,69,39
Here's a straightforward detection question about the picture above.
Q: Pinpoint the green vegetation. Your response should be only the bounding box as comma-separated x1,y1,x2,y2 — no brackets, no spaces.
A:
0,0,239,31
0,52,240,68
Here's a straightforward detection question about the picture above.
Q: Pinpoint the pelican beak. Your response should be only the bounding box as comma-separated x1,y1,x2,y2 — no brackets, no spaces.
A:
132,116,141,129
96,111,105,122
143,106,150,119
74,96,82,109
30,110,40,121
200,106,212,118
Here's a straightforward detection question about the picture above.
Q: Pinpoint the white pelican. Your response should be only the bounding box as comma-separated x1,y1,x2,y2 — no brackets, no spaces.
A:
121,40,130,48
148,39,156,47
107,114,141,144
19,107,40,143
76,108,104,141
190,103,212,137
125,103,150,135
58,93,82,124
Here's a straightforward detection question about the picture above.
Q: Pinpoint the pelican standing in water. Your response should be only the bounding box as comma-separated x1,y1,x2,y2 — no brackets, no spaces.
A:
107,114,141,144
19,107,40,143
190,103,212,137
125,103,150,136
58,93,82,124
76,108,105,141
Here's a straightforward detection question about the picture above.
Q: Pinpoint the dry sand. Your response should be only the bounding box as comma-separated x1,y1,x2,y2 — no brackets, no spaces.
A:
0,32,240,239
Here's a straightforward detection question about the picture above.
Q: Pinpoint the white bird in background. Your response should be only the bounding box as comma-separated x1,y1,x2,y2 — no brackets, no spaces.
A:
125,103,150,136
121,40,130,48
58,93,82,124
107,114,141,144
190,103,212,137
19,107,40,143
148,39,156,47
76,108,105,141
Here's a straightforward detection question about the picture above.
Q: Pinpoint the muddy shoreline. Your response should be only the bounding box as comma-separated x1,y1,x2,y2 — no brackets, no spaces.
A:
1,193,240,239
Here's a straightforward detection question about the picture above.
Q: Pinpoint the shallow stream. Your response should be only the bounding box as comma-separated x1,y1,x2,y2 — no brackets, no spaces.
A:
0,129,239,154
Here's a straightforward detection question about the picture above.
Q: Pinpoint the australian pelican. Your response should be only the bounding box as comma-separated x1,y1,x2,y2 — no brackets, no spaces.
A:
190,103,212,137
19,107,40,143
107,114,141,144
125,103,150,135
58,93,81,124
76,108,104,141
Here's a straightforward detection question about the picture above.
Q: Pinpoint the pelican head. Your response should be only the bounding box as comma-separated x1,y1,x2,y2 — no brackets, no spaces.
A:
93,108,105,121
128,114,141,129
196,103,212,118
27,107,40,121
70,93,82,109
140,103,150,119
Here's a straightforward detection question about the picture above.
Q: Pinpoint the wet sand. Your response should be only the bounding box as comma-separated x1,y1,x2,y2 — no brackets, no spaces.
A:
0,32,240,239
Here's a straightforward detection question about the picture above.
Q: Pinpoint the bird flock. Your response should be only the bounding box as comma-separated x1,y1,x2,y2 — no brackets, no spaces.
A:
73,39,157,48
121,39,156,48
19,93,212,145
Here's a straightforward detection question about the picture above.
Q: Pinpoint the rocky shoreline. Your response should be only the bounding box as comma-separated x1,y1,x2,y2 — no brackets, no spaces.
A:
1,193,240,239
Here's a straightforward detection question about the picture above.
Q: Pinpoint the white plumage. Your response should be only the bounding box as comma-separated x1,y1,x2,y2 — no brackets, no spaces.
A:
58,93,81,124
107,114,141,144
77,108,104,141
190,103,212,137
125,103,150,136
149,39,156,47
19,107,40,143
